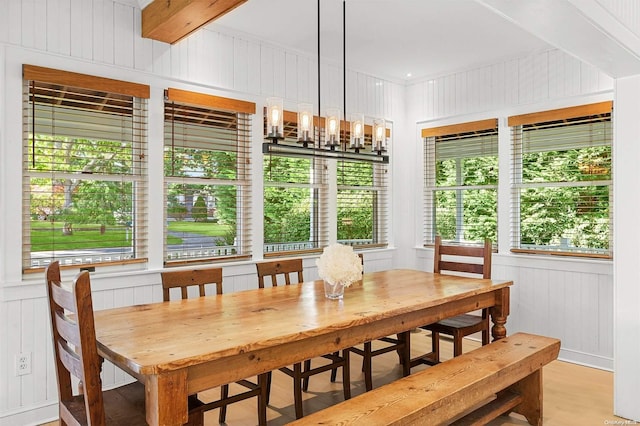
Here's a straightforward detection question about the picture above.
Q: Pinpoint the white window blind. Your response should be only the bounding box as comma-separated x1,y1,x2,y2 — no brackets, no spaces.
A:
22,65,149,272
423,119,498,246
510,102,612,257
263,111,328,256
164,88,254,264
337,127,389,249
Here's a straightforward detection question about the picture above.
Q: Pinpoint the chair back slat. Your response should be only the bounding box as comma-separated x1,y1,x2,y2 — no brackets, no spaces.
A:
49,279,76,312
438,261,485,276
434,236,492,279
57,340,83,381
161,268,223,301
256,259,304,288
53,307,82,348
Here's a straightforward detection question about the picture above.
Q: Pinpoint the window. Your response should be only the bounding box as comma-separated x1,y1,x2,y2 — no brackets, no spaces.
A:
263,111,328,255
22,65,149,272
510,102,612,257
164,88,254,264
337,126,389,248
423,119,498,245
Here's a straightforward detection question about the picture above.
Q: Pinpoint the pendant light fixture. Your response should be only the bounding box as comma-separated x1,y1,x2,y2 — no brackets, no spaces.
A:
263,0,389,165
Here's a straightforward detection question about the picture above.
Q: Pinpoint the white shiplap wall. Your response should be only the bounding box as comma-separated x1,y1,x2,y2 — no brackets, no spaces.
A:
0,3,399,424
405,46,615,372
0,0,623,424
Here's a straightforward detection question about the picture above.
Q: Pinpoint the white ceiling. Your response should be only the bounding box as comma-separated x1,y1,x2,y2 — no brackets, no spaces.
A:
207,0,553,82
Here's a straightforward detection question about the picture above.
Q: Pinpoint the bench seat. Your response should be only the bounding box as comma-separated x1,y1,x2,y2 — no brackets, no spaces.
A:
290,332,560,426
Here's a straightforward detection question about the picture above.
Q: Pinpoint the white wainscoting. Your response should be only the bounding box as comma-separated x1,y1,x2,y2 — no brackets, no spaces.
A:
416,249,613,370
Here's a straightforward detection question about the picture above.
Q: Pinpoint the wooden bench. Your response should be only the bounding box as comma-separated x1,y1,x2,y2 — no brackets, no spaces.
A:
289,332,560,426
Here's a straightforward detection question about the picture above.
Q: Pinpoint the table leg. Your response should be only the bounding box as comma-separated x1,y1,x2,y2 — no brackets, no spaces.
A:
490,287,510,341
146,370,189,425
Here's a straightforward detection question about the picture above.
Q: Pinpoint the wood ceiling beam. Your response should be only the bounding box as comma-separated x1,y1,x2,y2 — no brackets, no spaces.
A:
142,0,247,44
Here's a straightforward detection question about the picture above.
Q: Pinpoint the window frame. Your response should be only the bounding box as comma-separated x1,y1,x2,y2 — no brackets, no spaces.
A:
22,65,150,274
263,110,329,257
163,88,255,265
509,102,613,258
336,124,390,249
423,119,499,246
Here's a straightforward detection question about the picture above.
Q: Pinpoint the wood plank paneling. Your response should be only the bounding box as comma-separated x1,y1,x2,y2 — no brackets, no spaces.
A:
114,2,134,68
260,45,275,95
285,51,298,101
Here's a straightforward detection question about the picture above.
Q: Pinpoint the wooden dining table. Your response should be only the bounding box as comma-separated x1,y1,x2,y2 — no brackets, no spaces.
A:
93,269,512,425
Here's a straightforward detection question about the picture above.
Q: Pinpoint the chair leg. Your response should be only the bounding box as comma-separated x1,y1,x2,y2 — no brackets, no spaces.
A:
482,321,491,345
330,351,339,382
342,349,351,400
258,373,269,426
396,333,406,365
453,331,464,357
265,371,272,405
218,385,229,423
400,331,411,377
293,363,304,419
302,359,312,391
432,331,441,363
363,341,373,391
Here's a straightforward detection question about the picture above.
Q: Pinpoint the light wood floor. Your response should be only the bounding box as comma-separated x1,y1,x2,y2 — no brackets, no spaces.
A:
42,330,626,425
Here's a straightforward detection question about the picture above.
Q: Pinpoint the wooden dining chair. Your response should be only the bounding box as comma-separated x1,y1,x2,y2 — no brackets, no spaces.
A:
45,261,204,426
255,258,351,419
161,267,269,426
412,236,493,367
347,253,410,391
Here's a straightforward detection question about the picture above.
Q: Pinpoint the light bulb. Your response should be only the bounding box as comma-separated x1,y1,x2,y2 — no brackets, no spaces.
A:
271,108,280,126
301,113,310,131
355,122,362,138
329,117,337,135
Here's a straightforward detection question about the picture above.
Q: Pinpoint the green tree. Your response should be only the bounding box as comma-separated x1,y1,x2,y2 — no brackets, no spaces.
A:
192,196,207,222
264,156,314,244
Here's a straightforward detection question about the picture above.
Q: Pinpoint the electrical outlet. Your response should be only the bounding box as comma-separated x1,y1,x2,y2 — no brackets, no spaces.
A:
15,352,32,376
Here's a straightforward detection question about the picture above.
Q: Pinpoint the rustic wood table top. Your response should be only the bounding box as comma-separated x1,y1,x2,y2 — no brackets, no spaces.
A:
93,268,512,425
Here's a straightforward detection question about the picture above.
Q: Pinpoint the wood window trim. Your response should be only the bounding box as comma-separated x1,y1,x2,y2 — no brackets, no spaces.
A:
164,254,252,267
421,119,498,138
23,258,149,275
510,248,611,260
508,101,613,127
166,88,255,114
23,65,150,99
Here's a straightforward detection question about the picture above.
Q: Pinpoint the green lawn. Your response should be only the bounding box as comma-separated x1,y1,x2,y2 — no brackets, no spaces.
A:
30,220,233,251
30,222,131,251
167,221,232,237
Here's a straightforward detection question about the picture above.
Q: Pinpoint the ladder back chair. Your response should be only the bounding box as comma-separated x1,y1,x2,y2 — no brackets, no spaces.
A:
412,236,493,367
46,261,204,426
161,267,268,426
347,253,410,391
255,258,351,419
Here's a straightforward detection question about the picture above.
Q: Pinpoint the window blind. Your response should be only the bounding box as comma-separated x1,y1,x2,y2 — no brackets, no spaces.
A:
22,65,149,272
423,119,498,246
164,88,254,264
337,126,389,249
263,111,328,256
510,102,612,257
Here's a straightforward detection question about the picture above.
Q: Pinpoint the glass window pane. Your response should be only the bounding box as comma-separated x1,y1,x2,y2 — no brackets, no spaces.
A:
166,183,238,260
